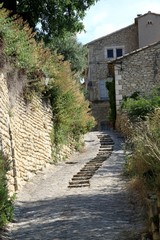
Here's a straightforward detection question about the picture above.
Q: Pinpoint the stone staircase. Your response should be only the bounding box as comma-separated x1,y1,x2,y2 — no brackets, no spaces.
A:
68,134,114,188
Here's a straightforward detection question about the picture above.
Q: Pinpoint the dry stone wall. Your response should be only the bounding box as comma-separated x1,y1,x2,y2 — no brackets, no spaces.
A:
0,62,72,193
114,41,160,110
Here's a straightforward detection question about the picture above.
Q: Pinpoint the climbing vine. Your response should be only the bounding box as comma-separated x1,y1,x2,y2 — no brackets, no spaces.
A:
106,78,116,129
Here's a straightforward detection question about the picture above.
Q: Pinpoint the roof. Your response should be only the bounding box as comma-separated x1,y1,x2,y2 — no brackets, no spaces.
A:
109,40,160,64
86,23,135,46
135,11,160,20
86,11,160,46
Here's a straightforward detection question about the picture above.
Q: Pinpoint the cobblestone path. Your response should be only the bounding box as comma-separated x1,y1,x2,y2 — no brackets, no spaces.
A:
7,131,145,240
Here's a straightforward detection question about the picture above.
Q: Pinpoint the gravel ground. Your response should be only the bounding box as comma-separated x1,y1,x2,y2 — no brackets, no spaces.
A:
5,130,145,240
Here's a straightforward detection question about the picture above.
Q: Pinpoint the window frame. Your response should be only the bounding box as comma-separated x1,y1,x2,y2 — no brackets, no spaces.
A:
105,46,124,60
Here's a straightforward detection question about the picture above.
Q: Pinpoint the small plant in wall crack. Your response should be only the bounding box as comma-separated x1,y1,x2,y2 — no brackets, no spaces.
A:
8,108,14,118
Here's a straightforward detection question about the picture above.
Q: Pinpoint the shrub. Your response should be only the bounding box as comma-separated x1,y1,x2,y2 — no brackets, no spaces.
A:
0,7,95,151
124,108,160,191
46,68,95,146
122,97,154,121
122,90,160,121
0,151,15,228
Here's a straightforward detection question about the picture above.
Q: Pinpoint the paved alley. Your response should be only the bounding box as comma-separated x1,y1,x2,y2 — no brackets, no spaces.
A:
7,131,145,240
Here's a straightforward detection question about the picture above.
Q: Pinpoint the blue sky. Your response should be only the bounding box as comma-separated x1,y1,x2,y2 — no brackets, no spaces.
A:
77,0,160,44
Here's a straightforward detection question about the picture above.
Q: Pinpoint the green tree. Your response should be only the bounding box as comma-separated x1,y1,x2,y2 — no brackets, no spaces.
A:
48,33,87,77
1,0,99,38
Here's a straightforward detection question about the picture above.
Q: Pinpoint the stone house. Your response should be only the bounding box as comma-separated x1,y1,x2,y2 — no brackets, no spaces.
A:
111,41,160,111
86,11,160,130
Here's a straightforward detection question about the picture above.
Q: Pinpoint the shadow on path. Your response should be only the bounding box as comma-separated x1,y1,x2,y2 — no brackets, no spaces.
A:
11,191,143,240
8,131,145,240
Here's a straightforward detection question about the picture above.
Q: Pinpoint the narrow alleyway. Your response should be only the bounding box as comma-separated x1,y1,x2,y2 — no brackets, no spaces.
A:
7,131,145,240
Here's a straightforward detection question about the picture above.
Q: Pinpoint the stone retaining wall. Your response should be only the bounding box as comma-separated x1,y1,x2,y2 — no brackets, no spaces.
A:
0,63,72,193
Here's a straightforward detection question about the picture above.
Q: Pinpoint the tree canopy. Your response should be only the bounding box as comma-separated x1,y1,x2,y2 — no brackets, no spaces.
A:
1,0,98,38
48,33,87,77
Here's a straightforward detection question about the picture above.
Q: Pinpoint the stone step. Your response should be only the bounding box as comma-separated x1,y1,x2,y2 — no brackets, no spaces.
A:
75,173,93,177
68,133,114,188
99,137,112,140
93,156,108,160
84,163,103,167
100,145,113,149
97,134,108,137
69,179,90,185
100,141,114,145
83,165,100,168
88,161,104,165
72,176,91,180
68,183,90,188
97,155,110,158
99,149,112,153
80,168,97,173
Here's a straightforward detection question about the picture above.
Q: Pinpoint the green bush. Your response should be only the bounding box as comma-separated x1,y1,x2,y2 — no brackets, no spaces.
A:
122,90,160,121
0,152,15,228
122,97,154,120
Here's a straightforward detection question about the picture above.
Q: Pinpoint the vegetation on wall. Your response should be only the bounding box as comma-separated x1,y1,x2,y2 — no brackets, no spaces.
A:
124,109,160,191
0,7,95,147
0,4,95,230
121,89,160,161
119,90,160,236
118,89,160,197
121,89,160,121
106,79,116,128
0,151,14,228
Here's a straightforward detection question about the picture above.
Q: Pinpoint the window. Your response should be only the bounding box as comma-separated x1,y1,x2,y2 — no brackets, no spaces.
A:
107,49,114,58
105,46,124,59
116,48,123,57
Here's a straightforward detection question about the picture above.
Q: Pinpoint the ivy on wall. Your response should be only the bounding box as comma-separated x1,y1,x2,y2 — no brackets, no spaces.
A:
106,78,116,129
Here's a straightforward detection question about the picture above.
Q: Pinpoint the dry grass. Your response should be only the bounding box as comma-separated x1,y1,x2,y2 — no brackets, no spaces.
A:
128,177,148,206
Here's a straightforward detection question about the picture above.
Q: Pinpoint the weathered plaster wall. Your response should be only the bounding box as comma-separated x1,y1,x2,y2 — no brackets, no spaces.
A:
137,12,160,48
115,42,160,110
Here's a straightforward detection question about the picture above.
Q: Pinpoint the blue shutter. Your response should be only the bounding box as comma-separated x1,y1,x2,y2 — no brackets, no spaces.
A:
99,80,108,100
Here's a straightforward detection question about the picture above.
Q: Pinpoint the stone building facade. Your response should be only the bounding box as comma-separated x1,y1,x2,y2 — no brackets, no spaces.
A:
111,41,160,110
86,11,160,129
